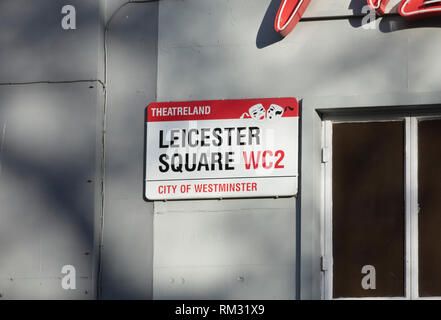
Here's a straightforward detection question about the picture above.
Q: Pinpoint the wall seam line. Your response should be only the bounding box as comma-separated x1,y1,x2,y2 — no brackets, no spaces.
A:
0,80,105,87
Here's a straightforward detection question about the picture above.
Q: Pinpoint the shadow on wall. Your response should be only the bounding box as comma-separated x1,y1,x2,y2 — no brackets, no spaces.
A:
349,0,370,16
256,0,283,49
348,0,374,28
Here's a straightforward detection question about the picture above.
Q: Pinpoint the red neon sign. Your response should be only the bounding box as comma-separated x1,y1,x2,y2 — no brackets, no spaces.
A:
398,0,441,19
367,0,391,15
274,0,312,37
275,0,441,37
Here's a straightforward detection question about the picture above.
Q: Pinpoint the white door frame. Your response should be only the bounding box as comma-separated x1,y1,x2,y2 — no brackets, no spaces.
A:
321,117,413,300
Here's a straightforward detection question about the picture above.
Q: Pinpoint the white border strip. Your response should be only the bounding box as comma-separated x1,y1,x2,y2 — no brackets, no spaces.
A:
409,117,419,299
405,118,412,299
323,121,333,300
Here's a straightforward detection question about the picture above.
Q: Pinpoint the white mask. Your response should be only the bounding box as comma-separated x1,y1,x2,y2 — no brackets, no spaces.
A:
267,104,284,120
248,104,266,121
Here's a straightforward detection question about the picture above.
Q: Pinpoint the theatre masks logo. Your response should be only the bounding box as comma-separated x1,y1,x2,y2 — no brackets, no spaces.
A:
241,104,294,120
275,0,441,37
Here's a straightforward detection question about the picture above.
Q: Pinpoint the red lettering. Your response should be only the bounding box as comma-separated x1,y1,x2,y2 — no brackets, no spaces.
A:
158,185,177,194
275,150,285,169
243,151,261,169
244,150,285,169
262,150,273,169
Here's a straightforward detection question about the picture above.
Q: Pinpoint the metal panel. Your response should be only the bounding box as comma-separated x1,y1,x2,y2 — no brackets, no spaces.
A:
418,119,441,297
0,0,103,83
0,83,99,299
104,0,130,22
0,278,92,300
100,2,158,299
153,198,296,299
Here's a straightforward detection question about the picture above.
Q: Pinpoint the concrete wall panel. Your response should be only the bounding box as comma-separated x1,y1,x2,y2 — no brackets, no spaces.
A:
158,14,420,101
0,0,103,83
154,265,295,300
407,19,441,93
0,83,99,299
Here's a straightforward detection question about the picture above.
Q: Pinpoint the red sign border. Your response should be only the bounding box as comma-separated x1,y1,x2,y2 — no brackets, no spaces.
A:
146,97,299,122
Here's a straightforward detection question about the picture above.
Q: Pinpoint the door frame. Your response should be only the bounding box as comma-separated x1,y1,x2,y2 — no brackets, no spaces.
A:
321,117,412,300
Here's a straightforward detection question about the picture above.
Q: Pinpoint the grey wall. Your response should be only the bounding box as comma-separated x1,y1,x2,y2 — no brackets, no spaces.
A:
0,0,159,300
0,0,440,300
0,83,101,299
0,0,104,299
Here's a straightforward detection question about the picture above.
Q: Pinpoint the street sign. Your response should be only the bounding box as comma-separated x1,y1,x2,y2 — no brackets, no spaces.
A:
145,97,299,200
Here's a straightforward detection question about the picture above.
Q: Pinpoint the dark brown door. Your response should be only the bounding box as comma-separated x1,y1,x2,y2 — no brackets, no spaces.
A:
418,119,441,297
332,121,405,298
